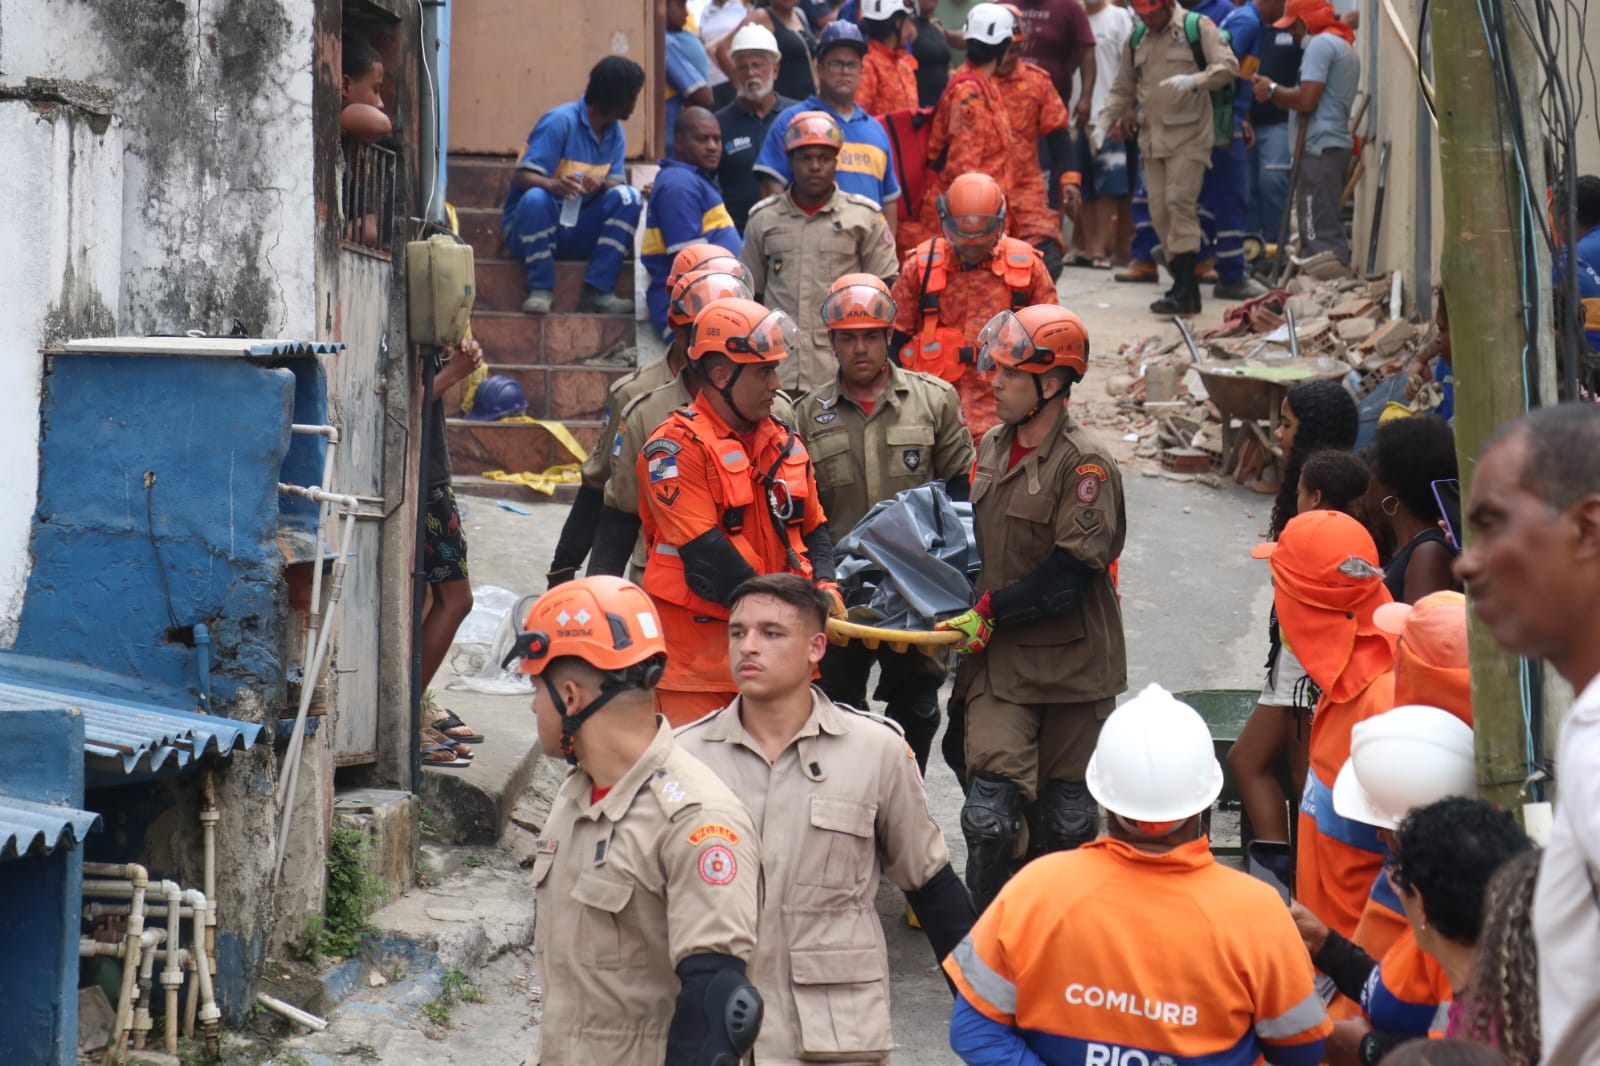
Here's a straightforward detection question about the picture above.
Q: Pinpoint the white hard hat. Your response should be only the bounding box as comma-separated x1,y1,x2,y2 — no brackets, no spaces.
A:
963,2,1020,45
730,23,782,57
860,0,913,19
1332,705,1477,831
1086,684,1224,823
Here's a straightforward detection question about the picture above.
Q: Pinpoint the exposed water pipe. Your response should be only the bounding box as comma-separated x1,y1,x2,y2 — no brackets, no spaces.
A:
289,424,342,676
255,991,328,1032
193,623,211,713
200,768,219,969
274,484,362,884
83,862,147,1066
83,875,220,1057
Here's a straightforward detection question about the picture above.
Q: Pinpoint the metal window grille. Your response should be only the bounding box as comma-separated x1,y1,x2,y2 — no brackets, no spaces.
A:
341,140,396,256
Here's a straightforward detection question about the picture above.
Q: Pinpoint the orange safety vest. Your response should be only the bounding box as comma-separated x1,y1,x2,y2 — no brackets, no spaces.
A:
640,406,815,620
901,235,1038,383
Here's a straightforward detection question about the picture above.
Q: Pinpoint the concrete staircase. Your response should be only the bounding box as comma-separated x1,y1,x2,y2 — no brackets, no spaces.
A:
445,157,638,502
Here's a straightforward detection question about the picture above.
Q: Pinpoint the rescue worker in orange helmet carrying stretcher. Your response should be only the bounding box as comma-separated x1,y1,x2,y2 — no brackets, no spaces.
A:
937,304,1127,911
636,297,840,727
889,173,1057,438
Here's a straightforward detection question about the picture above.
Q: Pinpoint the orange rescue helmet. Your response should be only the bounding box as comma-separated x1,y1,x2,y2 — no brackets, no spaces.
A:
937,173,1008,249
1131,0,1169,16
820,273,897,331
783,110,846,156
504,576,666,677
668,243,744,291
669,266,755,328
689,297,800,364
977,305,1090,378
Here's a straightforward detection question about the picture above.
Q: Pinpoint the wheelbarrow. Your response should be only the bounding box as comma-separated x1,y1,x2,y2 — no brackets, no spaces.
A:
1176,689,1298,863
1193,361,1349,474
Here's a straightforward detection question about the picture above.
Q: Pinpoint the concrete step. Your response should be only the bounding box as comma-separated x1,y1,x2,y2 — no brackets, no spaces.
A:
451,473,581,506
454,206,503,262
473,256,633,314
470,308,636,366
447,417,603,479
448,155,518,211
443,361,630,423
416,680,552,846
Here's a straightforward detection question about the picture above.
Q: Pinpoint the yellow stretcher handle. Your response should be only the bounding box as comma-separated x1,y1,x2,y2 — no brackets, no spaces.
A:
825,617,962,656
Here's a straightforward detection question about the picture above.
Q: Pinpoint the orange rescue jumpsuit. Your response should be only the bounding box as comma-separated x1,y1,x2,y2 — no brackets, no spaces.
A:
890,235,1058,437
901,63,1015,256
996,59,1073,253
637,398,827,726
858,39,920,116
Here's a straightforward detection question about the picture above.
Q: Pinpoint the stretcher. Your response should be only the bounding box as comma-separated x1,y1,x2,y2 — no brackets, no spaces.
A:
825,618,961,656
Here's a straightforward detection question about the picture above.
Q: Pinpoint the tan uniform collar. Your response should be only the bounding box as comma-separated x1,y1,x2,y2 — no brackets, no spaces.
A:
784,185,845,216
817,363,911,414
993,403,1076,485
697,686,849,770
563,717,677,823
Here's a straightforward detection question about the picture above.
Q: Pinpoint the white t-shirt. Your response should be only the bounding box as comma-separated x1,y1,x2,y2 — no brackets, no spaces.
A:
698,0,750,88
1535,670,1600,1065
1072,3,1136,128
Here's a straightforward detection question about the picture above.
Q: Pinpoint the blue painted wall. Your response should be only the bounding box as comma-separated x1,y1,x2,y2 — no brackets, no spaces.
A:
18,353,325,711
0,707,88,1066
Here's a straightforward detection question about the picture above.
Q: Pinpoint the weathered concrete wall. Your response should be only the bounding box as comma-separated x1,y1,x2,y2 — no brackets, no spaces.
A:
0,0,319,336
0,99,123,646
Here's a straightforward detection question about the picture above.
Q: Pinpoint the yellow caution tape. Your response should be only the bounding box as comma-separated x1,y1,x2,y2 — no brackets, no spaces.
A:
482,465,584,496
496,416,590,464
825,617,962,657
477,417,592,496
458,363,488,416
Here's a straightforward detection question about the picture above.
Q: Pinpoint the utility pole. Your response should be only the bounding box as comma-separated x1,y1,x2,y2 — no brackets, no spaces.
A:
1430,0,1560,811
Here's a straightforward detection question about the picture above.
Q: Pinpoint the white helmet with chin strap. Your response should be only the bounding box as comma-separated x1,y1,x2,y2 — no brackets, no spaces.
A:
963,2,1021,44
1086,684,1224,832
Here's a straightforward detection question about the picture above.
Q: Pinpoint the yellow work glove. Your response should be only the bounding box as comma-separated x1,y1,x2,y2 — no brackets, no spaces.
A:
817,581,848,621
937,593,994,655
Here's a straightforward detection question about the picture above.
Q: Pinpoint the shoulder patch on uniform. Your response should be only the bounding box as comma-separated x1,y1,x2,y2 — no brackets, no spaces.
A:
687,823,741,846
698,844,738,885
1075,508,1102,533
1076,475,1101,504
1076,462,1109,482
535,837,558,855
610,430,625,457
839,190,883,210
643,438,681,458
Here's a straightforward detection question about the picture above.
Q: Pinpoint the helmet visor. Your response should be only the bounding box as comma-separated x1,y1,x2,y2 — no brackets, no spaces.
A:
941,212,1005,244
820,283,897,329
727,308,801,361
976,310,1055,374
671,266,755,324
501,594,552,674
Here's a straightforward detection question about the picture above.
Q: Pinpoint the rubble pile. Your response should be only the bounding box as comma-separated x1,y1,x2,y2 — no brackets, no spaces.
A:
1094,266,1438,487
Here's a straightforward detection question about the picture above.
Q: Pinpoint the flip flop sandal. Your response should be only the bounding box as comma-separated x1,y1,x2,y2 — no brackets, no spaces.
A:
421,744,468,767
430,710,485,743
1065,253,1096,268
424,726,475,759
1090,257,1113,270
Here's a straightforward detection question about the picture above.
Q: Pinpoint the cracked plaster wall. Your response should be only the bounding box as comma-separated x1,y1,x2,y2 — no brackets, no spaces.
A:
0,0,319,337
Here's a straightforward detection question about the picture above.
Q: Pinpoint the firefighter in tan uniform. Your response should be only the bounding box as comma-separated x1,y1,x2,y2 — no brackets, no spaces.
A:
505,576,764,1065
676,574,977,1065
936,305,1128,911
796,274,975,769
554,244,747,584
740,111,901,395
1097,0,1238,316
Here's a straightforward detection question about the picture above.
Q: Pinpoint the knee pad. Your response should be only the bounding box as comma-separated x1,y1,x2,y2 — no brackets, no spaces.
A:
1039,780,1098,853
962,774,1024,910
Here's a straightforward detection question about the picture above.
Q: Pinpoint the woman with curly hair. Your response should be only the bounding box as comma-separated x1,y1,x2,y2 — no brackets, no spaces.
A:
1229,379,1360,878
1458,849,1542,1063
1366,415,1460,603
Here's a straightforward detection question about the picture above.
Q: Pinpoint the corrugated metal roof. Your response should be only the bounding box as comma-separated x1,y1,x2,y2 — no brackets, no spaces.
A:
0,683,266,777
0,797,99,861
56,337,343,358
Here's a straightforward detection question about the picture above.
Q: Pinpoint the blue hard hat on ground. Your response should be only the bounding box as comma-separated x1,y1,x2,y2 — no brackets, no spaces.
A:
464,374,529,421
815,19,868,58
